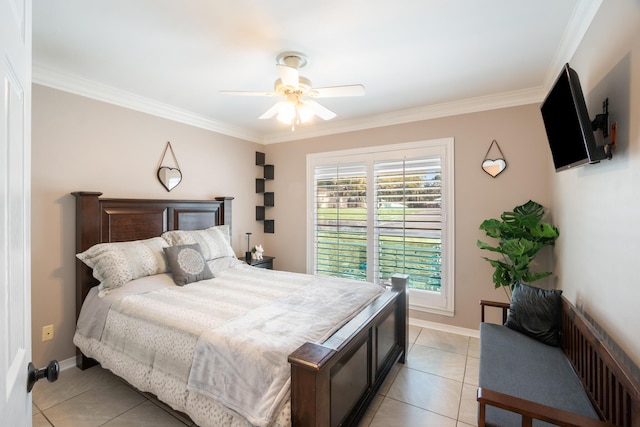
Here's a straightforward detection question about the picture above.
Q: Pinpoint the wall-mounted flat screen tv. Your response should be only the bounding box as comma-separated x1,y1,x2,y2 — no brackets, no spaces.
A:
540,63,606,172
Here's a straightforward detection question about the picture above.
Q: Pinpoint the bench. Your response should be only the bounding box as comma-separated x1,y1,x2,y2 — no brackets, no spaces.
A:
478,297,640,427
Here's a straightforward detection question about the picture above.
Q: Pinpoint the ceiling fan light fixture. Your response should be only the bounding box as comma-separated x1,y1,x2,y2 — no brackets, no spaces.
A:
297,103,314,123
276,102,296,124
222,51,363,129
276,100,314,130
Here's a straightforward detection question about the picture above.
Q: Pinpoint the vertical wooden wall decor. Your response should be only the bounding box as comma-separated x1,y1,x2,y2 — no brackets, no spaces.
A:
256,152,275,233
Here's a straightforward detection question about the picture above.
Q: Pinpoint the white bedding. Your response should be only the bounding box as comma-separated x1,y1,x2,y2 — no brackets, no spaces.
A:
74,260,384,427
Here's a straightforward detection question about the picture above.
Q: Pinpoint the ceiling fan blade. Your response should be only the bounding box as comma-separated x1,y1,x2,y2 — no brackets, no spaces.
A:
304,99,337,120
311,84,365,98
277,64,299,88
220,90,276,97
258,102,286,120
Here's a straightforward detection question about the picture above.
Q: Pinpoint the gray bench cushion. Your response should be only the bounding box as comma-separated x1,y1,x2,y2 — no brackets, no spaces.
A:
479,323,599,426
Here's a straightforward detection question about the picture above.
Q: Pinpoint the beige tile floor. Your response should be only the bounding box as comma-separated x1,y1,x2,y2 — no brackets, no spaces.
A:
32,326,479,427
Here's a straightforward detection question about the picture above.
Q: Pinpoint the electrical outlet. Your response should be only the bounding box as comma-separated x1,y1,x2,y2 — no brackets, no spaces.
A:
42,324,54,342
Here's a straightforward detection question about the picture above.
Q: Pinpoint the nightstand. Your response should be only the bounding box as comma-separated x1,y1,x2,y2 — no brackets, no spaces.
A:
240,255,275,270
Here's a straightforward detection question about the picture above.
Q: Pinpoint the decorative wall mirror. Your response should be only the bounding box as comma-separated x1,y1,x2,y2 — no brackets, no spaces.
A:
157,141,182,191
482,139,508,178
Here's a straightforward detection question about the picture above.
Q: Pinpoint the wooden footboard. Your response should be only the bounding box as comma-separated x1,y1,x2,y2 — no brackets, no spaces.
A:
289,274,408,427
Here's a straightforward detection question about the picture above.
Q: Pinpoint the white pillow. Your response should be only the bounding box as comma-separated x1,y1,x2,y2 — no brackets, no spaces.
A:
212,225,231,244
76,237,169,295
161,225,235,261
207,256,244,275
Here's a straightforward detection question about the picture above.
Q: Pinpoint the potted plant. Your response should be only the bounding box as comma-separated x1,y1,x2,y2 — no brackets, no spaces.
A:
477,200,559,299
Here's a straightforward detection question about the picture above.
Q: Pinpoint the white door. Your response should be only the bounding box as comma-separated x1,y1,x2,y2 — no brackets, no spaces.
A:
0,0,32,425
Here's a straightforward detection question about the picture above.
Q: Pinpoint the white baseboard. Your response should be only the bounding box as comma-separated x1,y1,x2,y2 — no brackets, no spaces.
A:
58,356,77,371
409,318,480,339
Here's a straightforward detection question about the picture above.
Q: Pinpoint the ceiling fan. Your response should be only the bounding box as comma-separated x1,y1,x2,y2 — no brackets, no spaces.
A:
220,52,365,130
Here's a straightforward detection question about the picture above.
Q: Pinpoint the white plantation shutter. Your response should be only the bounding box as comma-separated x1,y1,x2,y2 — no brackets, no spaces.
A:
373,157,442,290
313,163,368,280
308,139,454,315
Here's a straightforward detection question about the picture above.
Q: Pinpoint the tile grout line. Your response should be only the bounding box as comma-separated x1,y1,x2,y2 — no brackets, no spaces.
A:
95,399,149,427
382,395,459,424
456,337,470,423
37,410,55,427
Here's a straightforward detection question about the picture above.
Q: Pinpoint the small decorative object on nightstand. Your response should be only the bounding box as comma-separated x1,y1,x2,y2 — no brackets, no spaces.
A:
251,244,264,260
243,255,275,270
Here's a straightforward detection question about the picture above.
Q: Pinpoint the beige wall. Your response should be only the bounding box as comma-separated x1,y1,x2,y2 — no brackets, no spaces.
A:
551,1,640,367
263,104,551,330
31,85,265,366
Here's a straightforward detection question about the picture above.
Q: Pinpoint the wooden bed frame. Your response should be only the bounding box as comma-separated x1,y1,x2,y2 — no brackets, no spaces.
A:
73,191,408,427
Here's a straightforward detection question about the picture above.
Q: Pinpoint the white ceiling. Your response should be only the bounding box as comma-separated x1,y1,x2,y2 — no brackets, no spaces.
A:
32,0,602,144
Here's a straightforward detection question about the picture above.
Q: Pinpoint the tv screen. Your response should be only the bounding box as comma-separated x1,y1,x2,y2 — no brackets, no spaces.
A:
540,64,606,172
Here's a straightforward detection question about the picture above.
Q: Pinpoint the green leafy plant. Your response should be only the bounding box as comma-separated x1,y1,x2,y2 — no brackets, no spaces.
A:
477,200,559,298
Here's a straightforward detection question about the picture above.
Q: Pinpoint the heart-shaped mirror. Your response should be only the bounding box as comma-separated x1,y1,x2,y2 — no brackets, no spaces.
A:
482,140,508,178
482,159,507,178
157,167,182,191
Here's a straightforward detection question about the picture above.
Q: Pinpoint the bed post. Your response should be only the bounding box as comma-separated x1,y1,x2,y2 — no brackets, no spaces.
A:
288,343,335,426
215,196,233,242
72,191,102,369
392,273,409,364
72,192,102,313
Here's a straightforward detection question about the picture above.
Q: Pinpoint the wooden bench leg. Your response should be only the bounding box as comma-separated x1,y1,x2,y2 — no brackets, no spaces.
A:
478,400,486,427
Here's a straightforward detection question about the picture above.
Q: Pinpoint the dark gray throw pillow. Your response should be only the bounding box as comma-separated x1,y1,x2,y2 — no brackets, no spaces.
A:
164,243,214,286
505,283,563,346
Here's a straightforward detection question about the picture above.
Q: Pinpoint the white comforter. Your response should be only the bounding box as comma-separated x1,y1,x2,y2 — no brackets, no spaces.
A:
74,261,384,427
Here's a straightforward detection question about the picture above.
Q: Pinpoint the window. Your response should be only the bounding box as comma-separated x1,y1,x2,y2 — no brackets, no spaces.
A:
307,138,455,315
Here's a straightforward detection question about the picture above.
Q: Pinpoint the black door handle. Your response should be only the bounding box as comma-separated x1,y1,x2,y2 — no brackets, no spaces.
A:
27,360,59,392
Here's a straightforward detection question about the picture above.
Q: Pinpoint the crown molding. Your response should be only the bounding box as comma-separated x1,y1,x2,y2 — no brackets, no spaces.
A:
31,66,552,146
543,0,603,90
32,64,263,143
261,86,546,144
34,62,545,145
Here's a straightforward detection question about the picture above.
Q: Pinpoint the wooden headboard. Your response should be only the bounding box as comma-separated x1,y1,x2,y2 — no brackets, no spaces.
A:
72,192,233,319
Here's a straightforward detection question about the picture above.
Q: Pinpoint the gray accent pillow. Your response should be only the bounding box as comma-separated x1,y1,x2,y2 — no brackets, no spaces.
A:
505,283,563,346
164,243,214,286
